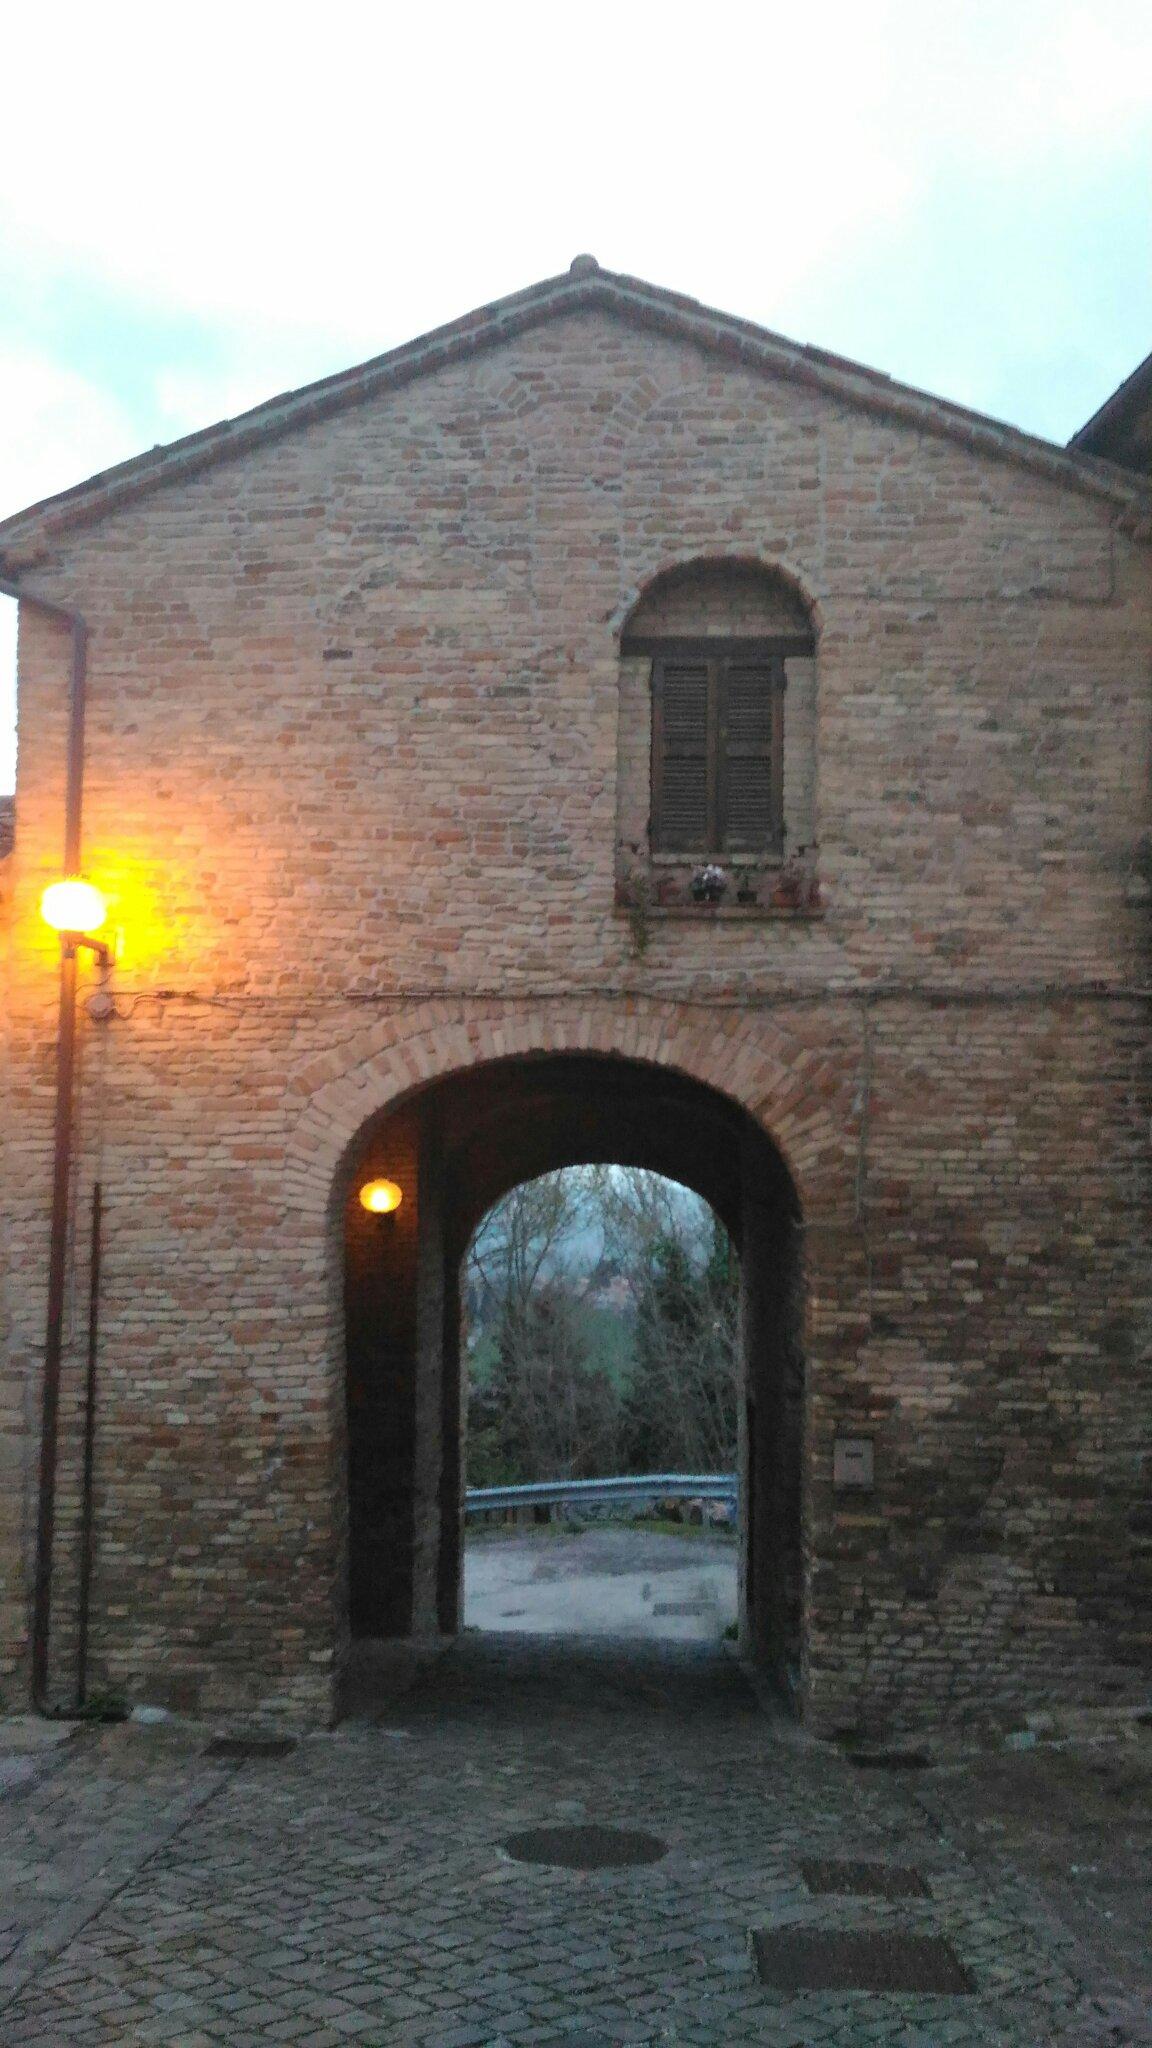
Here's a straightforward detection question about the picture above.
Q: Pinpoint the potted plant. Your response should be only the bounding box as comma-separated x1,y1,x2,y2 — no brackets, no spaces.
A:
690,863,729,905
771,844,821,911
770,861,803,910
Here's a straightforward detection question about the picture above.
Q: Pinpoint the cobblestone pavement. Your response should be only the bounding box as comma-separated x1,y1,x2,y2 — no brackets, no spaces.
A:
0,1635,1148,2047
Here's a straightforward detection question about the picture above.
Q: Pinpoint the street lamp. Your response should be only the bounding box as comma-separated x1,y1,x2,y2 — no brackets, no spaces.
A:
40,877,112,964
34,875,113,1711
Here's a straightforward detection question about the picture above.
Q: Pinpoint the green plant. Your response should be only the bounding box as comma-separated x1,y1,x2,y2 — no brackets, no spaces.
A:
616,862,652,957
73,1687,130,1723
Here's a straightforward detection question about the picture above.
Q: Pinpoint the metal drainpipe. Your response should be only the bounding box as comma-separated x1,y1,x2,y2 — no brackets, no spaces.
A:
75,1179,104,1707
0,570,93,1713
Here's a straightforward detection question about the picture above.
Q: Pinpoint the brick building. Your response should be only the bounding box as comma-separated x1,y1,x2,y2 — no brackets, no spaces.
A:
0,259,1149,1731
1071,348,1152,474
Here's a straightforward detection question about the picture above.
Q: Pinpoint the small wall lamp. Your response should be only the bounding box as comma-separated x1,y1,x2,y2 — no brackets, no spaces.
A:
41,879,112,966
359,1178,404,1215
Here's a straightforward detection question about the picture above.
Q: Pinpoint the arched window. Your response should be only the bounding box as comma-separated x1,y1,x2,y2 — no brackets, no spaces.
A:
617,562,817,913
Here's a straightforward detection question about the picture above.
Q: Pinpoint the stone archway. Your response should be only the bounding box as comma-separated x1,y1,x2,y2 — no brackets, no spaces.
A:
283,998,860,1715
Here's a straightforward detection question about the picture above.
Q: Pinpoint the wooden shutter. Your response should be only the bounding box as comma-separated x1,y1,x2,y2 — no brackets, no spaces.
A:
650,646,786,854
718,656,784,853
651,658,712,849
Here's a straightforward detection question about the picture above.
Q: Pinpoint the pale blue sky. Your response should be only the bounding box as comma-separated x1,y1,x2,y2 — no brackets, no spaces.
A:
2,0,1150,792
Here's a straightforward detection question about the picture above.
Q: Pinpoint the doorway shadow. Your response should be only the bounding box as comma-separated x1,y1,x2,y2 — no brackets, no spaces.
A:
339,1628,766,1730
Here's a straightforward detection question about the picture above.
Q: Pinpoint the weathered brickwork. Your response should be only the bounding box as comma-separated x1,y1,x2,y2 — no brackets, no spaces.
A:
0,268,1149,1728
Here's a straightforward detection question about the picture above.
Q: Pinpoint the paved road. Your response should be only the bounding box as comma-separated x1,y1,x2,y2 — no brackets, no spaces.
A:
464,1529,737,1642
0,1630,1148,2046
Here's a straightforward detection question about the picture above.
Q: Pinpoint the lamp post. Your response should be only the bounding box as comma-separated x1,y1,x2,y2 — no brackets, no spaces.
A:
34,879,111,1710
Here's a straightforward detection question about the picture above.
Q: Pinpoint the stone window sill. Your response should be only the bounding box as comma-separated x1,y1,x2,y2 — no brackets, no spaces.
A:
647,852,786,869
614,902,825,923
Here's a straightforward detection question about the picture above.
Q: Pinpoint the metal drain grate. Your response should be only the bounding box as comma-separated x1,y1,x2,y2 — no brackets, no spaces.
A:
751,1928,974,1994
800,1857,931,1899
205,1736,297,1760
847,1747,932,1771
502,1824,667,1869
652,1601,710,1617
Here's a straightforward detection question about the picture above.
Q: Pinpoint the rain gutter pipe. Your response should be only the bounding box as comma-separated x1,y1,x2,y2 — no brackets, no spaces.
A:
0,572,102,1714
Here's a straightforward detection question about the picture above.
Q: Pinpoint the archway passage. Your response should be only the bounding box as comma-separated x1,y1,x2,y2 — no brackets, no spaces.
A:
343,1052,805,1700
463,1166,741,1647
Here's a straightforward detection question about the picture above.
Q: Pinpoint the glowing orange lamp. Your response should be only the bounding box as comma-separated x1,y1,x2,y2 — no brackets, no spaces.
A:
41,879,112,966
41,878,107,936
359,1178,403,1215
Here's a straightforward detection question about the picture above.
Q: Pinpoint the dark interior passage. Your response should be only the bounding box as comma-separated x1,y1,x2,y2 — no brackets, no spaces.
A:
342,1052,806,1700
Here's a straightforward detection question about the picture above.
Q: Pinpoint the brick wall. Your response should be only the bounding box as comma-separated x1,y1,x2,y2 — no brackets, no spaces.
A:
0,303,1149,1725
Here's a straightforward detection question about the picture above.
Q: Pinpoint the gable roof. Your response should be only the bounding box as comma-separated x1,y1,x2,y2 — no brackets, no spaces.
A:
1,256,1149,566
1069,349,1152,474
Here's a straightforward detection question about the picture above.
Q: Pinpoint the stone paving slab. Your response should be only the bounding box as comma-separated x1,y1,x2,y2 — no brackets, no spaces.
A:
464,1532,737,1645
1,1636,1149,2047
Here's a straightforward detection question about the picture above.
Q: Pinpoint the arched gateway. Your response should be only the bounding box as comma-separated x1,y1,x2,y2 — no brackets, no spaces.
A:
285,998,858,1713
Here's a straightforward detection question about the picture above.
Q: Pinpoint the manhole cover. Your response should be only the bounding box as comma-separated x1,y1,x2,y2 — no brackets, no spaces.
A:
204,1736,296,1760
751,1928,974,1994
800,1857,931,1899
502,1824,667,1868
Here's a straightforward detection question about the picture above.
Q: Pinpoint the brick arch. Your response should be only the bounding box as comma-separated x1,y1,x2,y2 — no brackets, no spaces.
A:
283,996,856,1225
328,548,523,623
479,359,680,428
611,550,825,643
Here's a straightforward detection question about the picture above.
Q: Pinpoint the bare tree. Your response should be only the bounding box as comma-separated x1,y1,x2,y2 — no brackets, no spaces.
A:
464,1165,737,1484
484,1283,621,1481
465,1170,618,1482
598,1170,738,1473
467,1169,596,1324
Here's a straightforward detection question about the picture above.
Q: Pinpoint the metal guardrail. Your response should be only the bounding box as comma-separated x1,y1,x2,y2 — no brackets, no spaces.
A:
464,1473,738,1517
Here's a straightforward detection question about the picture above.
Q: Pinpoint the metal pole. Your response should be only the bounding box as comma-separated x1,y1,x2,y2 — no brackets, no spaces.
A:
75,1180,103,1707
31,942,79,1707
